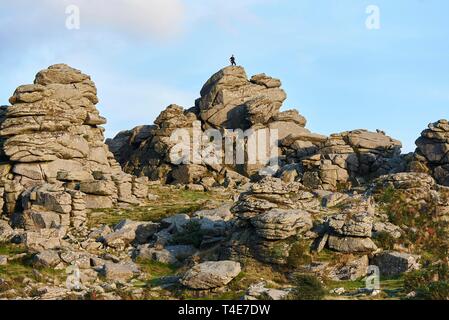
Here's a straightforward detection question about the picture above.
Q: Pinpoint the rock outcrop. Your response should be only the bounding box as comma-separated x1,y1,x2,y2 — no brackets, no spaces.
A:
222,177,318,265
0,64,148,230
411,120,449,186
107,66,323,185
298,130,403,191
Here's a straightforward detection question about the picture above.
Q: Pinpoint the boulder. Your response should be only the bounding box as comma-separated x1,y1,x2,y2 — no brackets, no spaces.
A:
181,261,241,290
371,251,420,277
21,229,65,252
328,255,369,281
197,66,286,129
245,282,290,300
327,198,374,237
250,209,312,240
0,220,14,242
232,177,320,219
137,245,197,265
32,250,61,268
100,262,140,281
327,235,378,253
101,219,159,248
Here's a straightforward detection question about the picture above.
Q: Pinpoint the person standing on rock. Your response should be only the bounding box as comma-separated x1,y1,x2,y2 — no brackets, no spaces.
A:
230,55,236,66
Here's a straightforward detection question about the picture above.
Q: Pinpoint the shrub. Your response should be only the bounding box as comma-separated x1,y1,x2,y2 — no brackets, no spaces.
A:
375,186,449,261
288,274,326,300
287,241,312,268
373,231,397,250
404,264,449,300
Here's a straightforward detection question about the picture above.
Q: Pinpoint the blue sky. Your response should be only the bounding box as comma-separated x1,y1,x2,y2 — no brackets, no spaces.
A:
1,0,448,152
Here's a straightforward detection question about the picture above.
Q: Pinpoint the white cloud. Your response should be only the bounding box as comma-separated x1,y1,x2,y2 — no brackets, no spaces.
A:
1,0,187,40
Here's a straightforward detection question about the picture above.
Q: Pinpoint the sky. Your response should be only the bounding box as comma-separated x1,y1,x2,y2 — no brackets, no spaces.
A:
0,0,448,152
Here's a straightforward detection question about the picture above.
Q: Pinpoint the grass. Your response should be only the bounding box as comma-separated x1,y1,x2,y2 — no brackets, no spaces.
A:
0,243,67,295
0,243,27,256
88,186,232,227
326,276,405,300
135,259,179,286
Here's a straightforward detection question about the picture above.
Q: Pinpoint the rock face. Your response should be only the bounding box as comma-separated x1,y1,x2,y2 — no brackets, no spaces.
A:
299,130,403,191
0,64,148,229
181,261,241,290
412,120,449,186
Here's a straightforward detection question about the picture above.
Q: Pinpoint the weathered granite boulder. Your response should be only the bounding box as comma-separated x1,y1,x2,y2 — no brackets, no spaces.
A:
196,67,286,129
327,235,378,253
250,209,312,240
101,219,159,249
327,198,375,238
137,245,197,265
181,261,241,290
328,255,369,281
32,250,61,268
232,177,320,219
99,261,140,281
0,221,14,243
371,251,421,277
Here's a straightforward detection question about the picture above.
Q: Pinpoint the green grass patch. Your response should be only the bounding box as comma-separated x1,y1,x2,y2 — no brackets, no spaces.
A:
88,186,230,227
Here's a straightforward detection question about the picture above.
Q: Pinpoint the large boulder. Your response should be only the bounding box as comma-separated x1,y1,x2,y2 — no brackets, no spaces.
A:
250,209,312,240
327,197,375,237
371,251,421,277
232,177,320,219
181,261,241,290
327,235,378,253
196,67,286,129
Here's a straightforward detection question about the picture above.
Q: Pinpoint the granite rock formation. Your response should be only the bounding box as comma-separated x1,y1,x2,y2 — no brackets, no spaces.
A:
411,120,449,186
0,64,148,230
107,66,323,185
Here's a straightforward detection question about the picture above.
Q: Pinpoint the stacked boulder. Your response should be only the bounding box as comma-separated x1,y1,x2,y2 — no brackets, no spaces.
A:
299,129,403,191
322,197,378,253
0,64,148,230
223,177,318,264
411,120,449,186
196,68,286,130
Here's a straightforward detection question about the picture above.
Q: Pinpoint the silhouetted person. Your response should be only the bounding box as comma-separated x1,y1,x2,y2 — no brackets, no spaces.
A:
230,55,236,66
